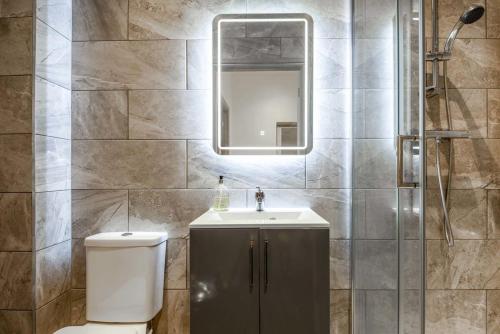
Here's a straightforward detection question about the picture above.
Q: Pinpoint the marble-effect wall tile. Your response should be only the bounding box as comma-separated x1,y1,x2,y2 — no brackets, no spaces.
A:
0,76,32,134
488,89,500,138
315,89,351,139
72,90,128,140
427,240,500,289
353,290,397,334
166,239,187,290
355,0,397,38
354,39,394,89
35,77,71,139
247,0,350,38
353,189,397,240
353,139,396,188
330,290,351,334
187,40,210,90
70,289,86,326
129,0,246,40
353,240,397,289
488,0,500,38
306,139,352,189
426,139,500,190
426,0,486,39
72,40,186,90
426,89,487,138
129,90,211,140
0,251,32,309
73,0,127,41
35,240,71,307
166,290,190,334
37,0,72,39
0,17,32,75
72,140,186,189
0,0,32,18
35,19,71,89
354,89,395,139
366,290,398,334
0,193,31,251
35,190,71,250
35,135,71,192
487,290,500,334
72,190,128,239
0,134,32,192
401,240,421,290
400,289,421,334
129,189,246,239
426,290,486,334
330,240,351,289
187,140,305,189
35,292,71,334
0,310,32,334
315,39,351,89
426,189,487,240
71,239,85,289
488,190,500,239
221,36,305,64
446,39,500,89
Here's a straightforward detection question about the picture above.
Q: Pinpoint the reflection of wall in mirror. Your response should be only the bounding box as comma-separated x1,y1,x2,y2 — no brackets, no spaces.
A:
221,70,300,147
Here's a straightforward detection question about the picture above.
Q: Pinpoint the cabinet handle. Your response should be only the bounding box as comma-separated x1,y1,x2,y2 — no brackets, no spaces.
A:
249,240,254,290
264,240,269,292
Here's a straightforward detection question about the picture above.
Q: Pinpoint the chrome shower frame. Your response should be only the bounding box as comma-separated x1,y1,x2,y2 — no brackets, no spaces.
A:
426,0,440,95
425,3,484,247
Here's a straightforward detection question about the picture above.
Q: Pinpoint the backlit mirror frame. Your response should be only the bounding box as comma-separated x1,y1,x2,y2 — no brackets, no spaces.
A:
213,13,314,155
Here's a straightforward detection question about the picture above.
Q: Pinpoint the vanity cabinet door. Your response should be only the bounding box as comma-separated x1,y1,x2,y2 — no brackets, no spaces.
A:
190,228,260,334
259,228,329,334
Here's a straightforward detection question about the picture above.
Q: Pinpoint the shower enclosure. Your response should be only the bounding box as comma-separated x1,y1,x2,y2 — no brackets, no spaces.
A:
351,0,425,333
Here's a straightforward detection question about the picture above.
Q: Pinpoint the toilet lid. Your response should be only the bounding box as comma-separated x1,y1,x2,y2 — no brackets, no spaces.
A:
54,323,148,334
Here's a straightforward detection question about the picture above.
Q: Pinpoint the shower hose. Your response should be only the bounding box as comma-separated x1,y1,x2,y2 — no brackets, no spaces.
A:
435,61,455,247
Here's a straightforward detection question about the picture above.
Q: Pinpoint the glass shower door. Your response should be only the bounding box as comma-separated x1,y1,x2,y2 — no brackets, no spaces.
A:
351,0,424,333
397,0,425,333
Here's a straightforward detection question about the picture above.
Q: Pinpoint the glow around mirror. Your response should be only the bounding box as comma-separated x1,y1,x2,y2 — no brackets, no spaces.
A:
216,17,309,151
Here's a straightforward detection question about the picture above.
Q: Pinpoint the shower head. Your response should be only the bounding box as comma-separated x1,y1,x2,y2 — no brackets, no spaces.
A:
444,4,485,55
459,4,485,24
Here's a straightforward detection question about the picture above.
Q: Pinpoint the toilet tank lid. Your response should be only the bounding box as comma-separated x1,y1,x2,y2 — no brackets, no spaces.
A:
85,232,168,247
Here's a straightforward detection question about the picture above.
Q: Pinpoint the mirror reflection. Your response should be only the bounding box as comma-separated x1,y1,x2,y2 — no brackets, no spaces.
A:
213,15,313,155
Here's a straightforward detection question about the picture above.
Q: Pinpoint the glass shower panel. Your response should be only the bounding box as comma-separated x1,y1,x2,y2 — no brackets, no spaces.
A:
352,0,399,331
352,0,424,333
398,1,424,334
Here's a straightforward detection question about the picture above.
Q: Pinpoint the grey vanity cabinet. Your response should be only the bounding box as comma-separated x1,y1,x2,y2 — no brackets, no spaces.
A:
190,228,260,334
190,228,329,334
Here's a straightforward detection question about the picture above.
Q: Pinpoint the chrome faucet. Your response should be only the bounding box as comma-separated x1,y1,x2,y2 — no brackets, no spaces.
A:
255,187,265,212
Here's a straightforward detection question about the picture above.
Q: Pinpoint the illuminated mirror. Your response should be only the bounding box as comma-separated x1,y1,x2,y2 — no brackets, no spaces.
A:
213,14,313,155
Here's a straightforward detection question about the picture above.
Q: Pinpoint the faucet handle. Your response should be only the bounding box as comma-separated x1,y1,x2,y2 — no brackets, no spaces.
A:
255,187,265,199
255,187,265,211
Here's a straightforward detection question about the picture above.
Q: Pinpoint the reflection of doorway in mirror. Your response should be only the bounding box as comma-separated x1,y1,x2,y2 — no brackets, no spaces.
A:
276,122,298,154
276,122,298,146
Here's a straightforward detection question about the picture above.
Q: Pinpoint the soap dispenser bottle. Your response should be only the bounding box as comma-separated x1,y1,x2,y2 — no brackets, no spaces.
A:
212,176,230,211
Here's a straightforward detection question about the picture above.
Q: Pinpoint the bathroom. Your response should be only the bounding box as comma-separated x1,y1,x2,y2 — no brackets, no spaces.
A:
0,0,498,333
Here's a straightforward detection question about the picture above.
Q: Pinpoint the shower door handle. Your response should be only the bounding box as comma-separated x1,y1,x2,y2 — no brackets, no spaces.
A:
397,135,419,188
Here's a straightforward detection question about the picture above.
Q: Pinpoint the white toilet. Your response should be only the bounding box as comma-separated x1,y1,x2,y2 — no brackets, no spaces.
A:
55,232,168,334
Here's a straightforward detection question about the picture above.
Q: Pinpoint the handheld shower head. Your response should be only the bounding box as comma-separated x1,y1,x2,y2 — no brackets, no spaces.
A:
459,4,485,24
444,4,485,54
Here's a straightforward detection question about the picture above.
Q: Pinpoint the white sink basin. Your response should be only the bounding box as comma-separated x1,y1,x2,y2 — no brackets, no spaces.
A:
189,208,330,229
